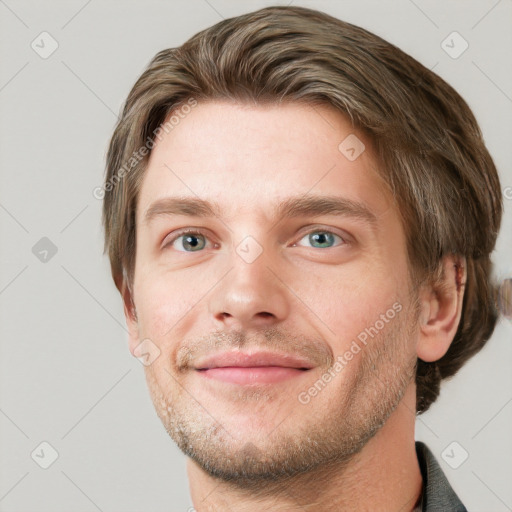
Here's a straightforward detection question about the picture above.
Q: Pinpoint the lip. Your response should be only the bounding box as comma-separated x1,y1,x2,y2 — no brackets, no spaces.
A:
194,351,314,385
194,351,315,370
198,367,308,384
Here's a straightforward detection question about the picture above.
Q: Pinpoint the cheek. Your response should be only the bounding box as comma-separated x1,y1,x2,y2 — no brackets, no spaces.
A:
134,273,198,342
287,259,404,350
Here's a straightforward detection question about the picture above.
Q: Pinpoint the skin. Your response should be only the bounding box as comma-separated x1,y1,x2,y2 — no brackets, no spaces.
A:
120,101,466,511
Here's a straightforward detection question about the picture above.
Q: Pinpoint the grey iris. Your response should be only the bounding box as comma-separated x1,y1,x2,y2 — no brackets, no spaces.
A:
182,234,206,251
309,232,335,248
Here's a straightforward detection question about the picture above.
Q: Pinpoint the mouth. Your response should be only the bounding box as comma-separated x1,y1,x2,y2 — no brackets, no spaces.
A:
194,351,314,385
197,366,310,384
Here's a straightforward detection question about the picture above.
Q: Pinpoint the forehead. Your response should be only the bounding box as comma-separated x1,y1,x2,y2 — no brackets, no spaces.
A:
137,100,393,223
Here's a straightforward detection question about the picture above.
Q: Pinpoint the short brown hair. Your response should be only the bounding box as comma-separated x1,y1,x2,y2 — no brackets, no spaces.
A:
102,6,503,413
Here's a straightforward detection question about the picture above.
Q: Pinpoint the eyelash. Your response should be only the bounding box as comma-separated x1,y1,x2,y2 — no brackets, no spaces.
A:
162,227,349,251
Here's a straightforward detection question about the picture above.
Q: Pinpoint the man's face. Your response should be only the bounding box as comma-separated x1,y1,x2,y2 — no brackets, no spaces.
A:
128,101,420,482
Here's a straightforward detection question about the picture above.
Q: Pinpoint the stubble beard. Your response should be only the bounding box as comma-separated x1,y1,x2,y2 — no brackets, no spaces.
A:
144,306,418,489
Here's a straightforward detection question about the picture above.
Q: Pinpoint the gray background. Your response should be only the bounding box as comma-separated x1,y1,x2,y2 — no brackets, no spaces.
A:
0,0,511,510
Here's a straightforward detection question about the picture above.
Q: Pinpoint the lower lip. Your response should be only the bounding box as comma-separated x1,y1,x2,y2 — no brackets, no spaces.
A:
197,366,308,384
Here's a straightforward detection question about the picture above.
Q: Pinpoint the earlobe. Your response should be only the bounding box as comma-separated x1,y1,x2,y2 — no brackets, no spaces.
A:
416,255,466,363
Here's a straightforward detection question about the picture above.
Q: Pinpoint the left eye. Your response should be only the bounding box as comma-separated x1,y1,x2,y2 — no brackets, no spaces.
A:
295,230,345,249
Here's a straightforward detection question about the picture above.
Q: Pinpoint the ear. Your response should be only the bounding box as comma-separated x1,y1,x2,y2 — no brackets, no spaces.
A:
416,254,466,362
119,277,140,357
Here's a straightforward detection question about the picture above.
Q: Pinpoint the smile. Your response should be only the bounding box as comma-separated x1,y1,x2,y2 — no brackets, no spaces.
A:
196,366,310,385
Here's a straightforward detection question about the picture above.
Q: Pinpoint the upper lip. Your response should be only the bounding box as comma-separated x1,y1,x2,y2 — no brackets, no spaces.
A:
194,351,314,370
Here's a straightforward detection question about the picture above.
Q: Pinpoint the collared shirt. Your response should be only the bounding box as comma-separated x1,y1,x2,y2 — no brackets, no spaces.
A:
413,441,468,511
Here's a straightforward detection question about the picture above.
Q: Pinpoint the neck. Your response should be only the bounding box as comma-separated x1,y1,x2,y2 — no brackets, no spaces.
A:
187,385,423,512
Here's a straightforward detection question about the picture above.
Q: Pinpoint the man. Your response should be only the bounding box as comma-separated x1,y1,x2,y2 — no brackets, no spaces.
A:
101,6,503,511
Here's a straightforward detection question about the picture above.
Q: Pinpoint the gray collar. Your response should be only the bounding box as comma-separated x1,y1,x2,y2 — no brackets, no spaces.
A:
415,441,468,511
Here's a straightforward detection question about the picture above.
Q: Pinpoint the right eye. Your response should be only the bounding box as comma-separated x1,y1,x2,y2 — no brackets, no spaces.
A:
162,229,213,252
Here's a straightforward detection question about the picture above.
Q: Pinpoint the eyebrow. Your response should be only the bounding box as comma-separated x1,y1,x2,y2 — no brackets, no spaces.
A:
143,194,378,227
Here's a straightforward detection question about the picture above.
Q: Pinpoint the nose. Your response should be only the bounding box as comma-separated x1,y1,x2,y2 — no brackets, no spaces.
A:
208,248,290,331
